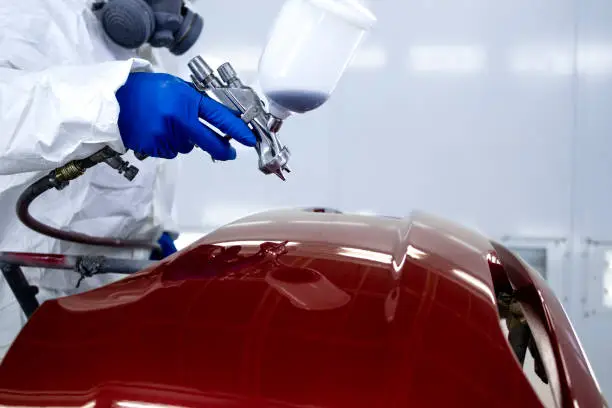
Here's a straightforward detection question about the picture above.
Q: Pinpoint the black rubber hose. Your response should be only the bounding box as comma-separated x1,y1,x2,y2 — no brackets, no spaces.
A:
16,172,157,250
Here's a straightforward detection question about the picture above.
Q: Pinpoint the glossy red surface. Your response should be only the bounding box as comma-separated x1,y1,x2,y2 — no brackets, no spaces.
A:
0,210,604,407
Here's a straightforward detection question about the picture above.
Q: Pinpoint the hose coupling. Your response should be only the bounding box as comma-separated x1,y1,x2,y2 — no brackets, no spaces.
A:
55,161,85,182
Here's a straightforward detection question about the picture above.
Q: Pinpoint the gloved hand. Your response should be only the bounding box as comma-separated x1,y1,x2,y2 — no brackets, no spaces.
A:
151,231,178,260
116,72,256,160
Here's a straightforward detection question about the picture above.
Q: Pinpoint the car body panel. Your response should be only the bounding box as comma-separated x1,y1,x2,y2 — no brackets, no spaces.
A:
0,210,604,407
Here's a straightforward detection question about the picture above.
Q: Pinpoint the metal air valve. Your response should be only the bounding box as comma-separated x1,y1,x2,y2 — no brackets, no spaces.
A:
187,56,291,181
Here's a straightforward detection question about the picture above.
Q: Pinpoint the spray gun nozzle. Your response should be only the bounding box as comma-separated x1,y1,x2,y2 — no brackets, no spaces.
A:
275,170,287,181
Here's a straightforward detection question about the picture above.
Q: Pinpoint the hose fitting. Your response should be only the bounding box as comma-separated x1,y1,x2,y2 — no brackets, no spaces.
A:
55,161,85,182
16,147,157,250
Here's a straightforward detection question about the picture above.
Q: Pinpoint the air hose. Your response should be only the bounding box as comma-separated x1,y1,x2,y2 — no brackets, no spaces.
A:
16,147,158,250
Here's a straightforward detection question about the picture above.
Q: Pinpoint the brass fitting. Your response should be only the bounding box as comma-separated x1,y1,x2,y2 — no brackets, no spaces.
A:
55,161,84,182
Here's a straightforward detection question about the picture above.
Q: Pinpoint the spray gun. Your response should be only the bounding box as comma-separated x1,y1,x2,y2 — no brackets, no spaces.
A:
187,56,291,181
134,0,376,181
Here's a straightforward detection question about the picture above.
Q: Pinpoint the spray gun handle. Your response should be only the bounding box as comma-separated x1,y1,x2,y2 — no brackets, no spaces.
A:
117,59,235,166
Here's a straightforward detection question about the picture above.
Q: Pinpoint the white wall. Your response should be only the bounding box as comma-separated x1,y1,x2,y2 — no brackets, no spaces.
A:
572,0,612,400
162,0,612,399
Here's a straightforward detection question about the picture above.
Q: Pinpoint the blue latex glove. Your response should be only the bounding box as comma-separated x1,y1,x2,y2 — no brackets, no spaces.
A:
116,72,256,160
156,232,177,259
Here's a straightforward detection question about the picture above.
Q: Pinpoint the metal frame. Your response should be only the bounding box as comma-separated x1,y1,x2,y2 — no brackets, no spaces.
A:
0,252,155,318
0,263,40,318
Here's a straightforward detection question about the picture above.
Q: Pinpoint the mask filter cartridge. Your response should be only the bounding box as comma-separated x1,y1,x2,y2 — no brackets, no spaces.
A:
95,0,203,55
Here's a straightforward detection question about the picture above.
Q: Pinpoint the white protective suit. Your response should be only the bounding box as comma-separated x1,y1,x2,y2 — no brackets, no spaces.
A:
0,0,180,357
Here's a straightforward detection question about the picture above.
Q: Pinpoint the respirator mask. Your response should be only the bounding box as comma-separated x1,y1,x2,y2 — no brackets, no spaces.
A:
93,0,203,55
